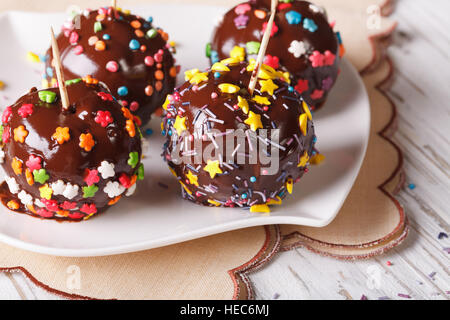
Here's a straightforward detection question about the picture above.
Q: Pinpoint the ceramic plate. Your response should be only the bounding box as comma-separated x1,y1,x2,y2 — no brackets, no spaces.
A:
0,4,370,257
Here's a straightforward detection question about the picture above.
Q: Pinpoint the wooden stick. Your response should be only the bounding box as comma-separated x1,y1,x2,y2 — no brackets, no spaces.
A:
112,0,117,10
248,0,278,95
50,27,70,110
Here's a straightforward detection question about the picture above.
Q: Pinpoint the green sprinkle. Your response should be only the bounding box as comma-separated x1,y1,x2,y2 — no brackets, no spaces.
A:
33,169,49,184
94,21,102,33
0,125,3,142
137,163,144,180
65,78,82,86
128,151,139,169
246,41,261,55
83,185,98,198
38,91,57,103
206,43,212,58
146,28,157,38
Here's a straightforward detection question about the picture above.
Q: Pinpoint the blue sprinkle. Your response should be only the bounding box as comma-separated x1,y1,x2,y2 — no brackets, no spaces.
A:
147,16,153,23
46,67,53,77
408,183,416,190
336,31,343,44
211,50,219,64
241,193,248,199
39,54,49,62
288,86,294,92
161,130,166,135
303,18,318,32
285,11,302,25
250,176,256,183
103,34,111,40
168,130,172,136
214,72,221,79
278,190,285,197
312,150,317,155
313,136,317,143
143,23,150,29
117,86,129,96
145,128,153,136
129,39,140,50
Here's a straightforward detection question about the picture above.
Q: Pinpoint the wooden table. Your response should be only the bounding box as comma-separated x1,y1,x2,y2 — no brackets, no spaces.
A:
0,0,449,300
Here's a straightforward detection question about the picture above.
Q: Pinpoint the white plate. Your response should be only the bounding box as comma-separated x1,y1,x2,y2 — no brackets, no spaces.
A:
0,4,370,257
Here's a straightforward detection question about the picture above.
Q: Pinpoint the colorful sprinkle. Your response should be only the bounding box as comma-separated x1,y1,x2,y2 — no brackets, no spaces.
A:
79,133,95,152
94,110,113,127
128,152,139,168
18,104,34,118
82,184,98,198
33,169,49,184
203,160,223,179
38,90,56,103
52,127,70,144
106,60,119,72
285,10,302,25
13,125,28,143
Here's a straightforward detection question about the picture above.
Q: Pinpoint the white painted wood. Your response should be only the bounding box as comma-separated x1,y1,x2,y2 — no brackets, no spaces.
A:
1,0,449,300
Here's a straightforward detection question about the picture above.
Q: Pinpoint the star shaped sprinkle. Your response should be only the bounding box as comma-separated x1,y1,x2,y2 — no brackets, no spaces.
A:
186,170,199,187
13,125,28,143
302,101,312,120
39,184,53,200
234,14,249,28
184,68,199,81
38,90,56,103
230,46,246,62
297,151,310,167
95,110,113,127
98,161,115,179
80,203,97,215
295,79,309,94
285,10,302,25
259,79,279,96
82,184,98,198
288,40,307,58
173,116,187,136
299,113,308,136
51,180,66,195
189,72,209,85
79,133,95,152
63,183,79,199
237,96,249,114
52,127,70,144
11,157,22,175
252,95,271,106
303,18,318,32
5,176,19,194
128,152,139,168
203,160,223,179
18,104,34,118
218,83,240,94
84,169,100,186
246,41,260,55
33,169,49,184
26,154,42,171
104,181,125,198
244,111,263,132
137,163,145,180
211,62,230,72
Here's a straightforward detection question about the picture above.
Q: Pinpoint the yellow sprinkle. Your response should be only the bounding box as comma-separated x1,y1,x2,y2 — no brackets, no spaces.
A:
180,181,192,195
39,184,53,200
244,111,263,132
50,78,57,87
169,41,176,47
211,62,230,72
162,95,171,110
123,9,131,15
299,113,308,136
310,153,325,165
302,101,312,120
173,116,187,136
252,95,271,105
169,167,178,178
247,59,256,72
297,151,309,168
0,81,4,90
184,68,199,81
237,96,249,114
26,51,40,63
189,72,209,85
266,196,282,205
229,46,246,62
259,79,279,95
286,178,293,194
250,204,270,213
218,83,240,94
282,72,291,83
220,57,241,66
207,199,221,207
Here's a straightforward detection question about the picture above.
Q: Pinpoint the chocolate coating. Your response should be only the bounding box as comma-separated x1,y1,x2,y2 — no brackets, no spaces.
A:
208,0,343,110
44,6,178,126
162,60,316,210
0,80,143,221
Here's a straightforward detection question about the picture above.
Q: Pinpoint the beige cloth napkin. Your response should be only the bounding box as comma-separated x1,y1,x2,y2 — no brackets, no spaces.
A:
0,0,405,299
